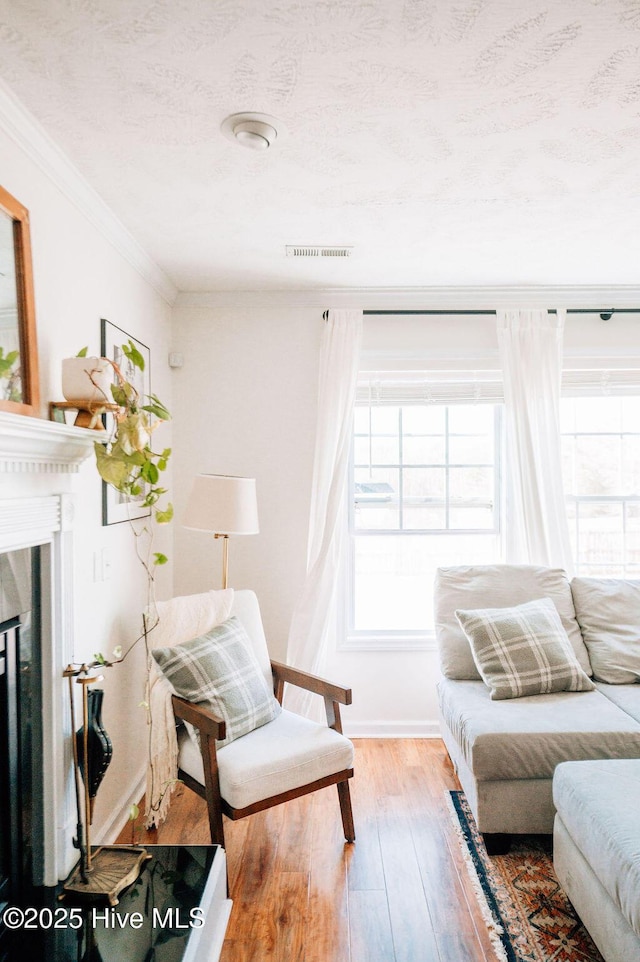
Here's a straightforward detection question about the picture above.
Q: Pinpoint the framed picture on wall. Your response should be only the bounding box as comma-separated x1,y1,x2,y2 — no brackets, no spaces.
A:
100,317,151,526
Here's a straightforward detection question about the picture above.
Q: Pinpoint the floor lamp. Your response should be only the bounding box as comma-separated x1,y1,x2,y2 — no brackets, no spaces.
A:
183,474,259,588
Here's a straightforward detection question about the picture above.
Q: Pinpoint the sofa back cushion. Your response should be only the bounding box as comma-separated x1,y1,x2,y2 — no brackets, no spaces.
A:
571,577,640,684
435,564,592,680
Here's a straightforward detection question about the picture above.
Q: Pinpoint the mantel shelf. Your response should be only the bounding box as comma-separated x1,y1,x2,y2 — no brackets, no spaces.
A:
0,410,105,474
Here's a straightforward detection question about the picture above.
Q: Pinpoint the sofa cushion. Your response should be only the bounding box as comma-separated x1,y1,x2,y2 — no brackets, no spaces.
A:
596,681,640,724
152,616,281,748
437,676,640,780
571,577,640,684
455,597,594,700
435,565,591,680
553,759,640,939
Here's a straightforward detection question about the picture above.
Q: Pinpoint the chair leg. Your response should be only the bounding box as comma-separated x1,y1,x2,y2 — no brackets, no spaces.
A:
337,780,355,842
201,732,226,849
205,796,225,849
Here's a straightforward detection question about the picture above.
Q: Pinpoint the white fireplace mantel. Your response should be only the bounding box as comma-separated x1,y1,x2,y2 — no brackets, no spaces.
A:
0,410,101,473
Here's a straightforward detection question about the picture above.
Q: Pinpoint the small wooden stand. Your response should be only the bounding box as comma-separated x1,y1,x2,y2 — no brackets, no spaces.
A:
49,401,119,430
61,665,150,904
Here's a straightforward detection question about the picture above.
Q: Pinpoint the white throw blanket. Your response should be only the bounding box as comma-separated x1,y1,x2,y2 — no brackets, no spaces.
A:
144,587,234,828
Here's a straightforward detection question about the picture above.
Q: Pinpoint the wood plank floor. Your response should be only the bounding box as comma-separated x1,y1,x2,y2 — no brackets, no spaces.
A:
120,739,496,962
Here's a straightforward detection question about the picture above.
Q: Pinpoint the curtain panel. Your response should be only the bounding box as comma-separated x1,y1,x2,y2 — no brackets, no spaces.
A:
286,309,363,717
497,308,574,573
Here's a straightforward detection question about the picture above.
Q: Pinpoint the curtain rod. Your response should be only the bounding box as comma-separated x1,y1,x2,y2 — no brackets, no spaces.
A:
322,308,639,320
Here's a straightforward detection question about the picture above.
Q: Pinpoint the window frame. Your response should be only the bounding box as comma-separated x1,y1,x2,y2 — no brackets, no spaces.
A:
342,400,504,651
560,395,640,578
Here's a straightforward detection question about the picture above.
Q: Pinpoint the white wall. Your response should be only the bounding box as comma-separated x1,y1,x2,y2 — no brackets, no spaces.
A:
0,120,175,842
171,297,640,738
171,303,320,656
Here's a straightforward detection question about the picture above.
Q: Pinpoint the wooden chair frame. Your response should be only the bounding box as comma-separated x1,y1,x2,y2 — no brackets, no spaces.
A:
172,660,355,849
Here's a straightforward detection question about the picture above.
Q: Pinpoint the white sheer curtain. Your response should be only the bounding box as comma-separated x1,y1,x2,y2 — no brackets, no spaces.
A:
497,308,574,573
286,309,363,717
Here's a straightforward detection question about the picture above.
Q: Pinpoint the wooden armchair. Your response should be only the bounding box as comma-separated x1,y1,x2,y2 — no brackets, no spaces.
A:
171,590,355,849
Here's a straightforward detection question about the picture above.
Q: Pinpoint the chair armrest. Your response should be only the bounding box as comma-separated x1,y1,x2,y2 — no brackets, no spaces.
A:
171,695,226,741
270,661,352,705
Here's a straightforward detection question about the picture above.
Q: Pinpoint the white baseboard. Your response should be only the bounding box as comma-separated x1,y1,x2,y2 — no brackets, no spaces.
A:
344,720,441,738
93,763,147,845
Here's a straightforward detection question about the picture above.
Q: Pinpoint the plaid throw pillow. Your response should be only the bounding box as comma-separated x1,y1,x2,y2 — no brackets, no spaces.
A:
455,597,595,700
152,616,281,747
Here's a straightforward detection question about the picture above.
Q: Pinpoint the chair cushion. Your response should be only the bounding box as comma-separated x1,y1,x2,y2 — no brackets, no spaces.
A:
437,677,640,780
455,597,594,700
178,708,354,810
435,565,591,680
571,577,640,684
151,616,281,748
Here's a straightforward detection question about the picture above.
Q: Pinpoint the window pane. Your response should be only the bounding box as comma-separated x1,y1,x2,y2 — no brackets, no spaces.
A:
353,436,371,465
351,399,502,634
403,467,446,501
370,406,399,434
575,397,621,433
448,434,493,463
575,436,621,495
370,435,399,464
353,533,501,631
404,506,446,529
562,396,640,577
449,466,493,502
576,502,623,566
402,435,445,464
354,468,399,530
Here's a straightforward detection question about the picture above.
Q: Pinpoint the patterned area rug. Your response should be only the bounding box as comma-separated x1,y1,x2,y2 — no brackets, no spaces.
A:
448,791,604,962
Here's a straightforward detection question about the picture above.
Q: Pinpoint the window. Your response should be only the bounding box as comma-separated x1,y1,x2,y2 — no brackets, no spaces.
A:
349,397,503,644
346,360,640,648
561,395,640,577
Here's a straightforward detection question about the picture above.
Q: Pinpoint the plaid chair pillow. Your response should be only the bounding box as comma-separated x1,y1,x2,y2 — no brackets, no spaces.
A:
152,616,281,747
455,597,595,700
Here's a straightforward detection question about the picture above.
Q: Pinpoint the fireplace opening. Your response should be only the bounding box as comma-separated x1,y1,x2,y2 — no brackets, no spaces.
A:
0,547,43,911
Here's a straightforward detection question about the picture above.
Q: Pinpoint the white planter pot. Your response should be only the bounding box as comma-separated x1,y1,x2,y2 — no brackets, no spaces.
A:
62,356,113,406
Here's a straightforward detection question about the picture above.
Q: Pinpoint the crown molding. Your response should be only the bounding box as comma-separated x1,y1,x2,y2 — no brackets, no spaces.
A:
0,78,177,306
174,285,640,312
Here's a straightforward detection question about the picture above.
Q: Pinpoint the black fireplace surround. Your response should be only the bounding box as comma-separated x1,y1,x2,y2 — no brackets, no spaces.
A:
0,547,43,922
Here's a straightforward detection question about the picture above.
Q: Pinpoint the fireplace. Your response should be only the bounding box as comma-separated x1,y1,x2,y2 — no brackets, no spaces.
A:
0,548,42,905
0,411,97,894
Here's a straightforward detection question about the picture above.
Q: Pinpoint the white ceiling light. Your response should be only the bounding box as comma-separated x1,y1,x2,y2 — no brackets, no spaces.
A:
221,112,281,151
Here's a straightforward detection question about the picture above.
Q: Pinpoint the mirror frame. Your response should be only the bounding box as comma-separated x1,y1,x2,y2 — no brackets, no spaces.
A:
0,185,39,417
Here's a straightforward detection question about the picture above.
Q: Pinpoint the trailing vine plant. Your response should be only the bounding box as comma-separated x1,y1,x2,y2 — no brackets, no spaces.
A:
67,342,177,824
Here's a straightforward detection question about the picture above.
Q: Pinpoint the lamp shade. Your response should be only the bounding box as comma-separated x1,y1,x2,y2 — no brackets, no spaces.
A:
183,474,259,535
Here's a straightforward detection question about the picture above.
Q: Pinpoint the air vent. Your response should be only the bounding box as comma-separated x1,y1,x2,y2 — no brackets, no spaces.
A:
286,245,353,258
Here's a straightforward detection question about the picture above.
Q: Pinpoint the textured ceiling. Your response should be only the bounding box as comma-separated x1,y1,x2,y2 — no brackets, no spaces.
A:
0,0,639,291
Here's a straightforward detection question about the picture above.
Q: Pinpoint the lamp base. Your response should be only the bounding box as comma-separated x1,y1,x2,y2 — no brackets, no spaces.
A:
61,846,151,906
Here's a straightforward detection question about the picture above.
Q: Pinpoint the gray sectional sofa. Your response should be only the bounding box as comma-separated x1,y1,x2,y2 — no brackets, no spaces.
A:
434,565,640,844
